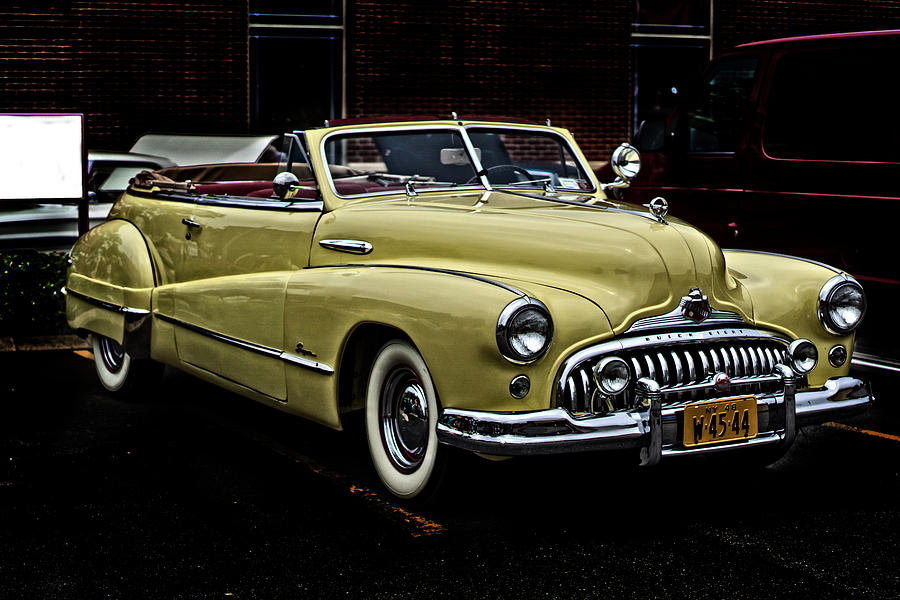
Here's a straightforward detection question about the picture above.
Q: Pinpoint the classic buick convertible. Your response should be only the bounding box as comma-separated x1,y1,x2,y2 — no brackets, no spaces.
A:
66,116,871,499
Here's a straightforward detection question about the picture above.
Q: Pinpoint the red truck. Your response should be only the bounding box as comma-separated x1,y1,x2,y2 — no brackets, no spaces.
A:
629,30,900,372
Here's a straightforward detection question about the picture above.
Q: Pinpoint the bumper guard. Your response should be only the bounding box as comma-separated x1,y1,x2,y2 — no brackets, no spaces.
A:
436,372,871,462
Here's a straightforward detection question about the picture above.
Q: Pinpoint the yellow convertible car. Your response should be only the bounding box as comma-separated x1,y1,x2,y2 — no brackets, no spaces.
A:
66,116,871,499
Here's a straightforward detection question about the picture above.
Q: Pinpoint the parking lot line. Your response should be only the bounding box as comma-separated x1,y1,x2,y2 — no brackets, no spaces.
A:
189,406,447,539
71,348,446,537
824,421,900,443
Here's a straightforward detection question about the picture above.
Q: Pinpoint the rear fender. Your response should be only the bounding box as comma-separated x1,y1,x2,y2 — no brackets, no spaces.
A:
66,219,155,357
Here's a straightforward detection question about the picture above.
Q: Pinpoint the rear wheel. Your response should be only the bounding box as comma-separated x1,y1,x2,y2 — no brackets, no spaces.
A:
92,334,161,395
365,339,444,500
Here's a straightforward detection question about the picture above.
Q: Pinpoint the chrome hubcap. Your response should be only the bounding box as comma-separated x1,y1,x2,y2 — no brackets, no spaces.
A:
380,366,429,473
99,337,125,374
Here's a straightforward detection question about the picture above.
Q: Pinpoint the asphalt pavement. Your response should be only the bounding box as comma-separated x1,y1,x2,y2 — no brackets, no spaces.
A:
1,350,898,599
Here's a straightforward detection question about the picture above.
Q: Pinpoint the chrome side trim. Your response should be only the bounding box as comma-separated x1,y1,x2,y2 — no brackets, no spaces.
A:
65,287,151,316
130,189,325,212
155,312,334,375
319,239,373,255
851,352,900,374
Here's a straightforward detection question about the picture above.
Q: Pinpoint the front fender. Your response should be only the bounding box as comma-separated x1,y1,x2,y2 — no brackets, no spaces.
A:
724,250,855,387
283,266,612,419
66,219,154,351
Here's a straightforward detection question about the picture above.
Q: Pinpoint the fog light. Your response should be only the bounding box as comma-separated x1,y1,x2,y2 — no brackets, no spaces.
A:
788,339,818,374
829,345,848,367
509,375,530,399
593,356,631,395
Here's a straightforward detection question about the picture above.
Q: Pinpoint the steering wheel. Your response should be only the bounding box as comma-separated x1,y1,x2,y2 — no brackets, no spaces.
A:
466,164,537,185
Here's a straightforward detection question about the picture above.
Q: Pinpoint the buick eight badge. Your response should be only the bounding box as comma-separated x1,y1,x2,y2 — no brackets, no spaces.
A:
65,116,872,500
681,288,712,323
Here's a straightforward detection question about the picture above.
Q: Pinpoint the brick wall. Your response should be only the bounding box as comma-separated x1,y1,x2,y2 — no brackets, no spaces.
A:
0,1,248,151
715,0,900,52
347,0,632,162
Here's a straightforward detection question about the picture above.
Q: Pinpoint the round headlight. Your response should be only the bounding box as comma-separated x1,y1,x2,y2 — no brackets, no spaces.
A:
819,275,866,334
788,339,818,374
593,357,631,395
497,298,553,362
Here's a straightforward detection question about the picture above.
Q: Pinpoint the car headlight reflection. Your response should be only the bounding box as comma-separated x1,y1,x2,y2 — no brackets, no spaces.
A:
497,298,553,363
818,275,866,334
788,339,818,374
594,357,631,395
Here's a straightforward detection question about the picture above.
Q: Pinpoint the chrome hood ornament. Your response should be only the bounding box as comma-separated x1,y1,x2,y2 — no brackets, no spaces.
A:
644,196,669,225
680,287,711,323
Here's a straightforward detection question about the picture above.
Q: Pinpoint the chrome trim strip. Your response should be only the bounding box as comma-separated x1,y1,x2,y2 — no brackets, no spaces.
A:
65,288,150,316
305,263,526,297
318,239,374,255
625,306,747,334
130,189,325,212
851,352,900,374
155,312,334,375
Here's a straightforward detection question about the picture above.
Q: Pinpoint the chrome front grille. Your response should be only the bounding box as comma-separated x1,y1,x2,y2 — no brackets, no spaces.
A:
557,330,790,414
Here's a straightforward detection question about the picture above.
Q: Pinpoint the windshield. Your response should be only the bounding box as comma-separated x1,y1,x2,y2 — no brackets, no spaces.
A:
323,126,593,197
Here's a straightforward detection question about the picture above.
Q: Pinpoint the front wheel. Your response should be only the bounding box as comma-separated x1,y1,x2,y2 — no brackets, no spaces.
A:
365,340,444,500
92,334,161,395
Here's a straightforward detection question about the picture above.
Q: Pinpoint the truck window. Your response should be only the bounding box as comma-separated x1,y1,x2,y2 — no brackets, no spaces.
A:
686,56,758,153
763,46,900,162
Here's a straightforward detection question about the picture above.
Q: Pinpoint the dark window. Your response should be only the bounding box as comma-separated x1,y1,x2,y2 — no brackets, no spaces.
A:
685,56,758,152
250,33,342,133
632,0,710,133
250,1,342,25
249,6,344,134
763,46,900,162
633,43,709,128
635,0,710,35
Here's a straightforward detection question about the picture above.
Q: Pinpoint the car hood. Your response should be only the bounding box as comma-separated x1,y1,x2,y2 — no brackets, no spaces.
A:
311,190,753,333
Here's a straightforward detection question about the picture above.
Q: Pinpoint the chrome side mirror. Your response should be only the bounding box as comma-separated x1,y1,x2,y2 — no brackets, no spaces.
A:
602,143,641,191
273,171,300,199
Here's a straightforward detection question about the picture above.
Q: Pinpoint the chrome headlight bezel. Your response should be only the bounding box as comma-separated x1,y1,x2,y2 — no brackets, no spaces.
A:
496,297,553,363
787,339,818,374
818,274,866,335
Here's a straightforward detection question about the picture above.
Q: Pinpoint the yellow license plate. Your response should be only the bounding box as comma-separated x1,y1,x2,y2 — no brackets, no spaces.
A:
683,396,758,447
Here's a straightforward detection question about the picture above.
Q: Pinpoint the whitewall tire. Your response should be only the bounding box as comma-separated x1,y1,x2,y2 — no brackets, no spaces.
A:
365,340,442,500
91,334,161,395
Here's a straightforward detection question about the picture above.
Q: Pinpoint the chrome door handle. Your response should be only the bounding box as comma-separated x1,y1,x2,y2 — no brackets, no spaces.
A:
182,218,200,240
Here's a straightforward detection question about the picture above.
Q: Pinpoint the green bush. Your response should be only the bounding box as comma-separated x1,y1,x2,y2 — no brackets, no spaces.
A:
0,251,69,337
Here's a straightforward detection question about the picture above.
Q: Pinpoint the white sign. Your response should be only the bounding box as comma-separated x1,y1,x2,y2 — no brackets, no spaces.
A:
0,114,85,201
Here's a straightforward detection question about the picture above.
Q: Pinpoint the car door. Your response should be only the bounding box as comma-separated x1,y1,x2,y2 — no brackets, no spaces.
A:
135,194,323,400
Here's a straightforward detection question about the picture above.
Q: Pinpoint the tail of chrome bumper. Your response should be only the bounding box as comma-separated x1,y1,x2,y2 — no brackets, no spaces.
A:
436,374,871,462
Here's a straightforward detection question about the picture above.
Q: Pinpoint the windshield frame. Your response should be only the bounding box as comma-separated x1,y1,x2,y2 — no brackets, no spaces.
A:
318,123,596,199
462,124,597,194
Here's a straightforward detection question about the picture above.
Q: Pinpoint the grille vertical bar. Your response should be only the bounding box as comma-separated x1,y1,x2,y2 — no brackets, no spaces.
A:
560,337,790,414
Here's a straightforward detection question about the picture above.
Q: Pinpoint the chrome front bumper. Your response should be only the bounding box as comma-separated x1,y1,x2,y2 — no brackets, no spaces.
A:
436,374,871,462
